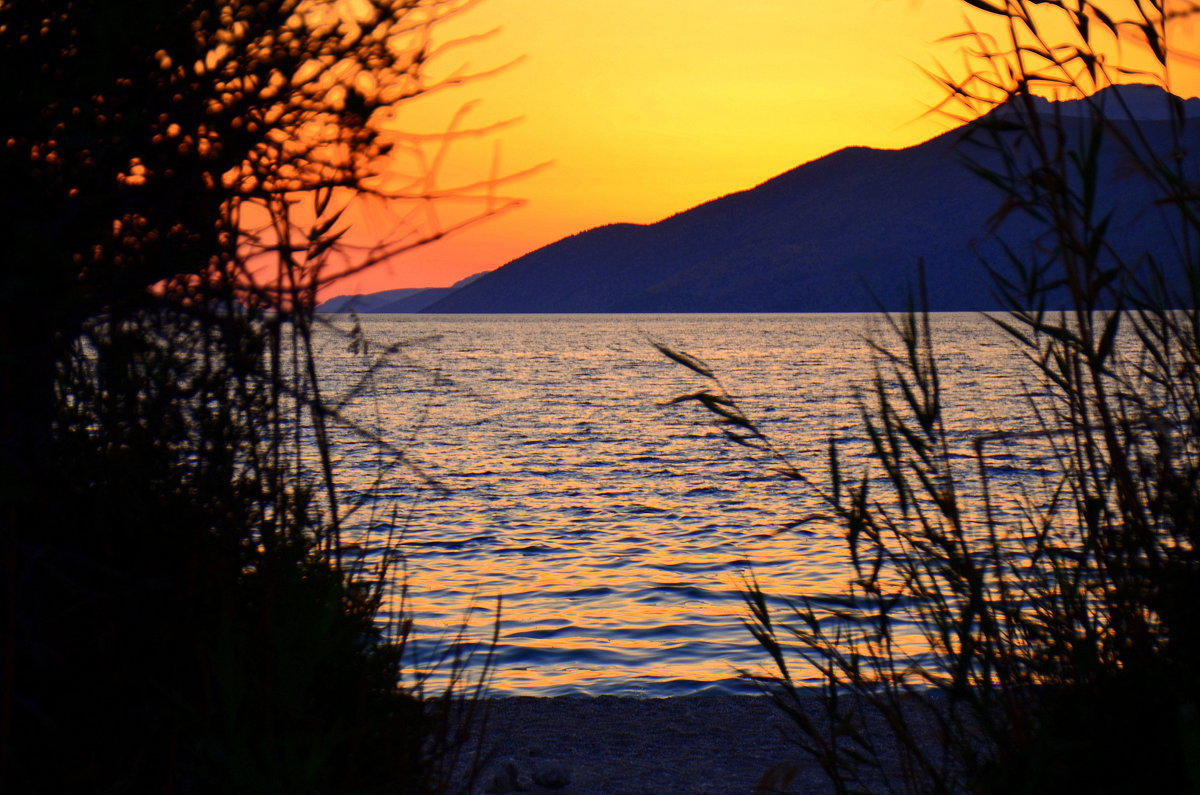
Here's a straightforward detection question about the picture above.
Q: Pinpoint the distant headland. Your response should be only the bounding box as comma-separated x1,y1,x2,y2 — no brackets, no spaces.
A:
320,85,1200,314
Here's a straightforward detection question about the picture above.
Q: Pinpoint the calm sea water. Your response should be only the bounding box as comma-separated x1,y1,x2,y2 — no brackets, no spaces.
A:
312,314,1037,697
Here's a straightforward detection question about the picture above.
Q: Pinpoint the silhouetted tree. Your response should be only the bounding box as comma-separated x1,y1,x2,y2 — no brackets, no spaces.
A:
0,1,496,790
2,0,476,466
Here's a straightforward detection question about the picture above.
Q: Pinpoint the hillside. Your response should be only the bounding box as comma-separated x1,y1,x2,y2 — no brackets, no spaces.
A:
318,271,488,313
425,85,1199,313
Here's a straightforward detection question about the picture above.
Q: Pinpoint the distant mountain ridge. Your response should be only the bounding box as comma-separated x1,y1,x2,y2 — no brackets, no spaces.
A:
422,84,1199,314
318,271,488,313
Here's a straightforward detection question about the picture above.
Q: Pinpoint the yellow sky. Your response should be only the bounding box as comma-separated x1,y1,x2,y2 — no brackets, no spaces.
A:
331,0,1200,294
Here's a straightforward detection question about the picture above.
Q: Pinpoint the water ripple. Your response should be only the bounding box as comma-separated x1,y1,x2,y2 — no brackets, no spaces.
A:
315,313,1038,696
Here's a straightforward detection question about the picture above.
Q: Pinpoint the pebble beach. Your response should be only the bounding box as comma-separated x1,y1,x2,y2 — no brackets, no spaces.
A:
459,695,826,795
454,691,957,795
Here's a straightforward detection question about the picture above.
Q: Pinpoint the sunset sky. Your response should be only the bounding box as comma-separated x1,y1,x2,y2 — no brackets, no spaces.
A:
330,0,1200,296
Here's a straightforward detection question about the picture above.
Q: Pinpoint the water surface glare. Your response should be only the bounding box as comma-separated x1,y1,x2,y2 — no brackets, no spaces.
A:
314,314,1036,696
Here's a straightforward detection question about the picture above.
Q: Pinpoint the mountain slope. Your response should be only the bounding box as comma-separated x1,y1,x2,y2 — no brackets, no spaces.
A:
318,271,488,313
426,86,1199,313
318,287,428,313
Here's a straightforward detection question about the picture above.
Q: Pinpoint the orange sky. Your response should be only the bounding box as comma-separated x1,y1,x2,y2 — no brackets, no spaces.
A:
327,0,1200,296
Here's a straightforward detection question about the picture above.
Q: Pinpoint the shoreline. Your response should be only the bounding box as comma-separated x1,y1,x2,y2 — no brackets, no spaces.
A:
453,694,826,795
452,690,955,795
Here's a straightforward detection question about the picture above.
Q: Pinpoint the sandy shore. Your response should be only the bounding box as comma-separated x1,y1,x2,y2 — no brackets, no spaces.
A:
453,694,834,795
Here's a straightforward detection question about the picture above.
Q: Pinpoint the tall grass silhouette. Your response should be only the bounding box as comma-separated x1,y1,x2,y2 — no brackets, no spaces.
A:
667,1,1200,791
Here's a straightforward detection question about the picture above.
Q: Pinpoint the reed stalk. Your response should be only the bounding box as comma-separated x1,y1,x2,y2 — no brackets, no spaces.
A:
667,2,1200,791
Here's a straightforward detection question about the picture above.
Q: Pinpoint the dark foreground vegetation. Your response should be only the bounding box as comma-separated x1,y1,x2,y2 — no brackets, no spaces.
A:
1,1,497,791
668,1,1200,792
5,0,1198,793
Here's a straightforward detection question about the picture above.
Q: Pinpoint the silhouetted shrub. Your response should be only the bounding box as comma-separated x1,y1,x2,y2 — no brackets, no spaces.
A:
1,1,497,791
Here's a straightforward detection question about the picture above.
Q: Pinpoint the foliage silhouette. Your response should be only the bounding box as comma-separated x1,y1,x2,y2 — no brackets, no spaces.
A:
1,1,507,790
668,1,1200,792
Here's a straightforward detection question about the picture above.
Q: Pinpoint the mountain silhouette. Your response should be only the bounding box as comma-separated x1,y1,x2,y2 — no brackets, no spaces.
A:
423,85,1198,313
319,271,487,313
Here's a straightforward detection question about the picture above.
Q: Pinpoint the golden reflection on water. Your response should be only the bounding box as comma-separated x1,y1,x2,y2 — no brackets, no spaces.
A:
317,314,1037,696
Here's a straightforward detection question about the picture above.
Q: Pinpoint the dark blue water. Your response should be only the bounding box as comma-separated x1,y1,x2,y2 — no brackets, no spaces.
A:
313,314,1038,695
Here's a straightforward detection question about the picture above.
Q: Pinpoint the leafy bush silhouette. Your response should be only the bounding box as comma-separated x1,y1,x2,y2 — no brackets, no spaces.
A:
1,1,503,790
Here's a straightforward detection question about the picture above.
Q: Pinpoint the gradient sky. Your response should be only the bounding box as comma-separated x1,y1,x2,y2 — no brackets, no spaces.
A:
329,0,1200,295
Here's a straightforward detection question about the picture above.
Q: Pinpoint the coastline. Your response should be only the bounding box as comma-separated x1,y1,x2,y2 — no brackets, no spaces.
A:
454,694,827,795
453,690,958,795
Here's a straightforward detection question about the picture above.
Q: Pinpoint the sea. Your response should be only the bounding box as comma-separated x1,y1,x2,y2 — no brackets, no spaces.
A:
310,313,1041,697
